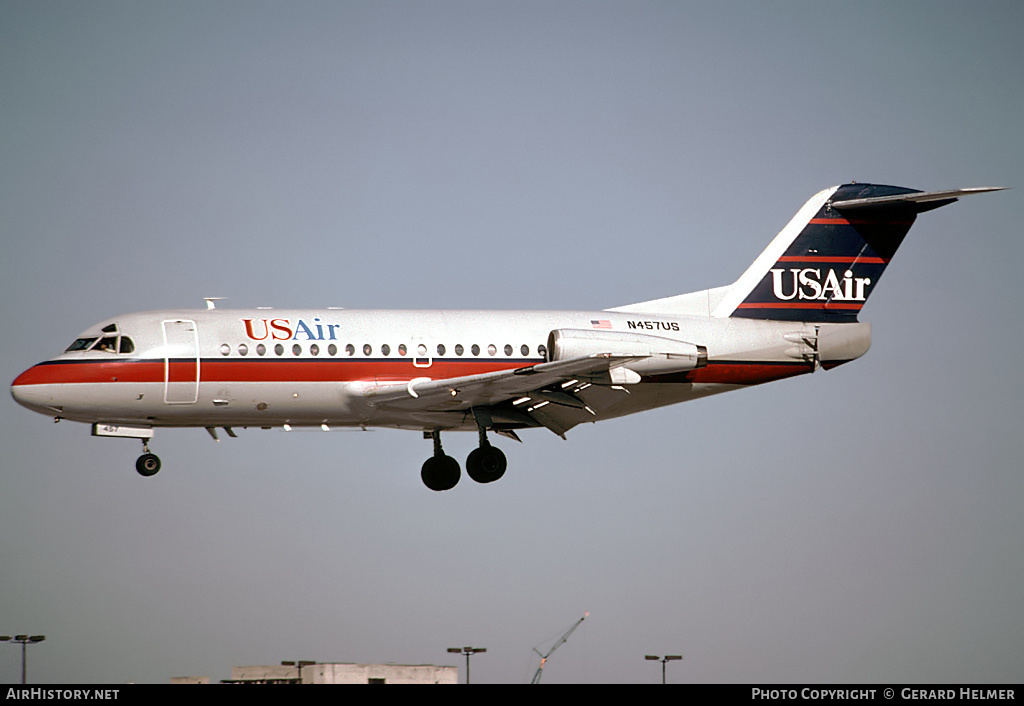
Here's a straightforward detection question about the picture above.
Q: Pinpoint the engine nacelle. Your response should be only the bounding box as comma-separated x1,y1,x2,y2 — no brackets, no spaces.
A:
547,328,707,383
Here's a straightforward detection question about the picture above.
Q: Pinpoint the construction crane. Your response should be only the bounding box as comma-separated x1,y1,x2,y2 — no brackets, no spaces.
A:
530,612,588,684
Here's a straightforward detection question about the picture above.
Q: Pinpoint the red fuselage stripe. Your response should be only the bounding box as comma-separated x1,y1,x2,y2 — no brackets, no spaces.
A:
684,362,809,385
13,358,808,388
13,359,531,386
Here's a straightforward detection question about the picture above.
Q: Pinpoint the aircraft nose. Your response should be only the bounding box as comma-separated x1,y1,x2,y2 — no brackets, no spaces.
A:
11,365,55,414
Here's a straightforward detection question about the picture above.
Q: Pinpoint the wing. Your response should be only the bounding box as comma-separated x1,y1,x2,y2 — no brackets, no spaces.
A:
350,354,641,438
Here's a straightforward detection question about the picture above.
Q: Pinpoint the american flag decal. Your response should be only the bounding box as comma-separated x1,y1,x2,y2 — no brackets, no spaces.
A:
591,319,612,329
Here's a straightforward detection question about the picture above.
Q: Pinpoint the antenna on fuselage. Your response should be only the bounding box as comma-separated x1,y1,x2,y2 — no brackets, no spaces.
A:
204,297,224,310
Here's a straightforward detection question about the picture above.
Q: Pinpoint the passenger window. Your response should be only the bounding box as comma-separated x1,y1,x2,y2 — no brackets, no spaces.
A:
257,344,267,356
521,344,529,356
471,344,480,356
346,344,355,356
292,344,302,356
382,344,391,356
487,344,497,356
538,344,547,359
310,343,320,356
220,344,230,356
363,344,372,356
504,344,513,356
238,343,248,356
275,344,284,356
455,344,464,356
436,344,446,356
328,344,337,356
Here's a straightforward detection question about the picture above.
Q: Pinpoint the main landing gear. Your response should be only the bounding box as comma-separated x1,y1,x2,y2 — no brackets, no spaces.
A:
136,440,161,477
466,421,507,484
421,426,508,492
421,433,461,491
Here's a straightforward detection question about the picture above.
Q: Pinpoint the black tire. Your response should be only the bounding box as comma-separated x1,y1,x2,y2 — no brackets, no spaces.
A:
136,453,161,477
421,454,460,491
466,444,507,484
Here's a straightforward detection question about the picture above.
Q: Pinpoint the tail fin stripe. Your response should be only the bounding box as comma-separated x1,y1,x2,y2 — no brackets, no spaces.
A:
736,302,864,311
809,218,914,226
776,256,889,264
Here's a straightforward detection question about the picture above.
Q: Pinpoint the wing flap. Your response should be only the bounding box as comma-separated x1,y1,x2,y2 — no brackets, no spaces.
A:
356,353,638,412
521,402,579,439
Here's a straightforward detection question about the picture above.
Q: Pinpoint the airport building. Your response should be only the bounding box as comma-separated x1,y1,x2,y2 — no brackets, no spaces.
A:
303,663,456,684
174,661,457,684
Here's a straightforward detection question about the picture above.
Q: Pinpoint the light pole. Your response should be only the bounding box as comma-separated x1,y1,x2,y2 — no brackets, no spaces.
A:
1,635,46,684
447,646,486,684
280,660,316,683
645,654,682,684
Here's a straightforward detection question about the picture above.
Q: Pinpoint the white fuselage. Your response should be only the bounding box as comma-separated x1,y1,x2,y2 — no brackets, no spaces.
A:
11,307,848,434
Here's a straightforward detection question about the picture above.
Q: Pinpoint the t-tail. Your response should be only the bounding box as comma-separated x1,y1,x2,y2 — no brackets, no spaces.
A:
713,183,1004,322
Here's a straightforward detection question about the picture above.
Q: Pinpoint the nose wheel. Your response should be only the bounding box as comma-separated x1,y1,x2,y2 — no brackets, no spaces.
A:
136,441,161,477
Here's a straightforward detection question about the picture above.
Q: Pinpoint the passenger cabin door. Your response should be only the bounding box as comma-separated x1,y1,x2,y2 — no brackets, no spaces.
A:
163,319,199,404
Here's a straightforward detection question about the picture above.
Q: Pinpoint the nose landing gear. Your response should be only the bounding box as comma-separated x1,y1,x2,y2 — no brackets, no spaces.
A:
136,440,161,477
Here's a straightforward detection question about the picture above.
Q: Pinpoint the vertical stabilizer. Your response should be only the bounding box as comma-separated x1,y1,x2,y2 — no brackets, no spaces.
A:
714,183,1001,322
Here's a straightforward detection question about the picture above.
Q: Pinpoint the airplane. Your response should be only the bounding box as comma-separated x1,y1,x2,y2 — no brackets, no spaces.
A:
11,182,1003,490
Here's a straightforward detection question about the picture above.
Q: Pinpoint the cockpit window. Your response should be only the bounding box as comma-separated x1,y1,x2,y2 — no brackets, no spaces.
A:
65,330,135,354
66,337,98,352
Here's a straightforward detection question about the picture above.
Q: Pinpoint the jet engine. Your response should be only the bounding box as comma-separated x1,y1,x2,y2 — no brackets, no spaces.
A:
546,328,707,384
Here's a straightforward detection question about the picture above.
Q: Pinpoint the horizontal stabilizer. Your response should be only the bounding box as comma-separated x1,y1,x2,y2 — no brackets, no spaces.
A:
830,186,1005,211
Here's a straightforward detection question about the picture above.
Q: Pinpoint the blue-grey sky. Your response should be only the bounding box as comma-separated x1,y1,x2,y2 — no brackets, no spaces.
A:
2,1,1021,684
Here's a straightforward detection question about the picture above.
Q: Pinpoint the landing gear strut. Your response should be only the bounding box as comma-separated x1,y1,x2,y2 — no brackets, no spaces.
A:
466,420,506,484
420,411,509,491
136,440,161,477
420,432,460,491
